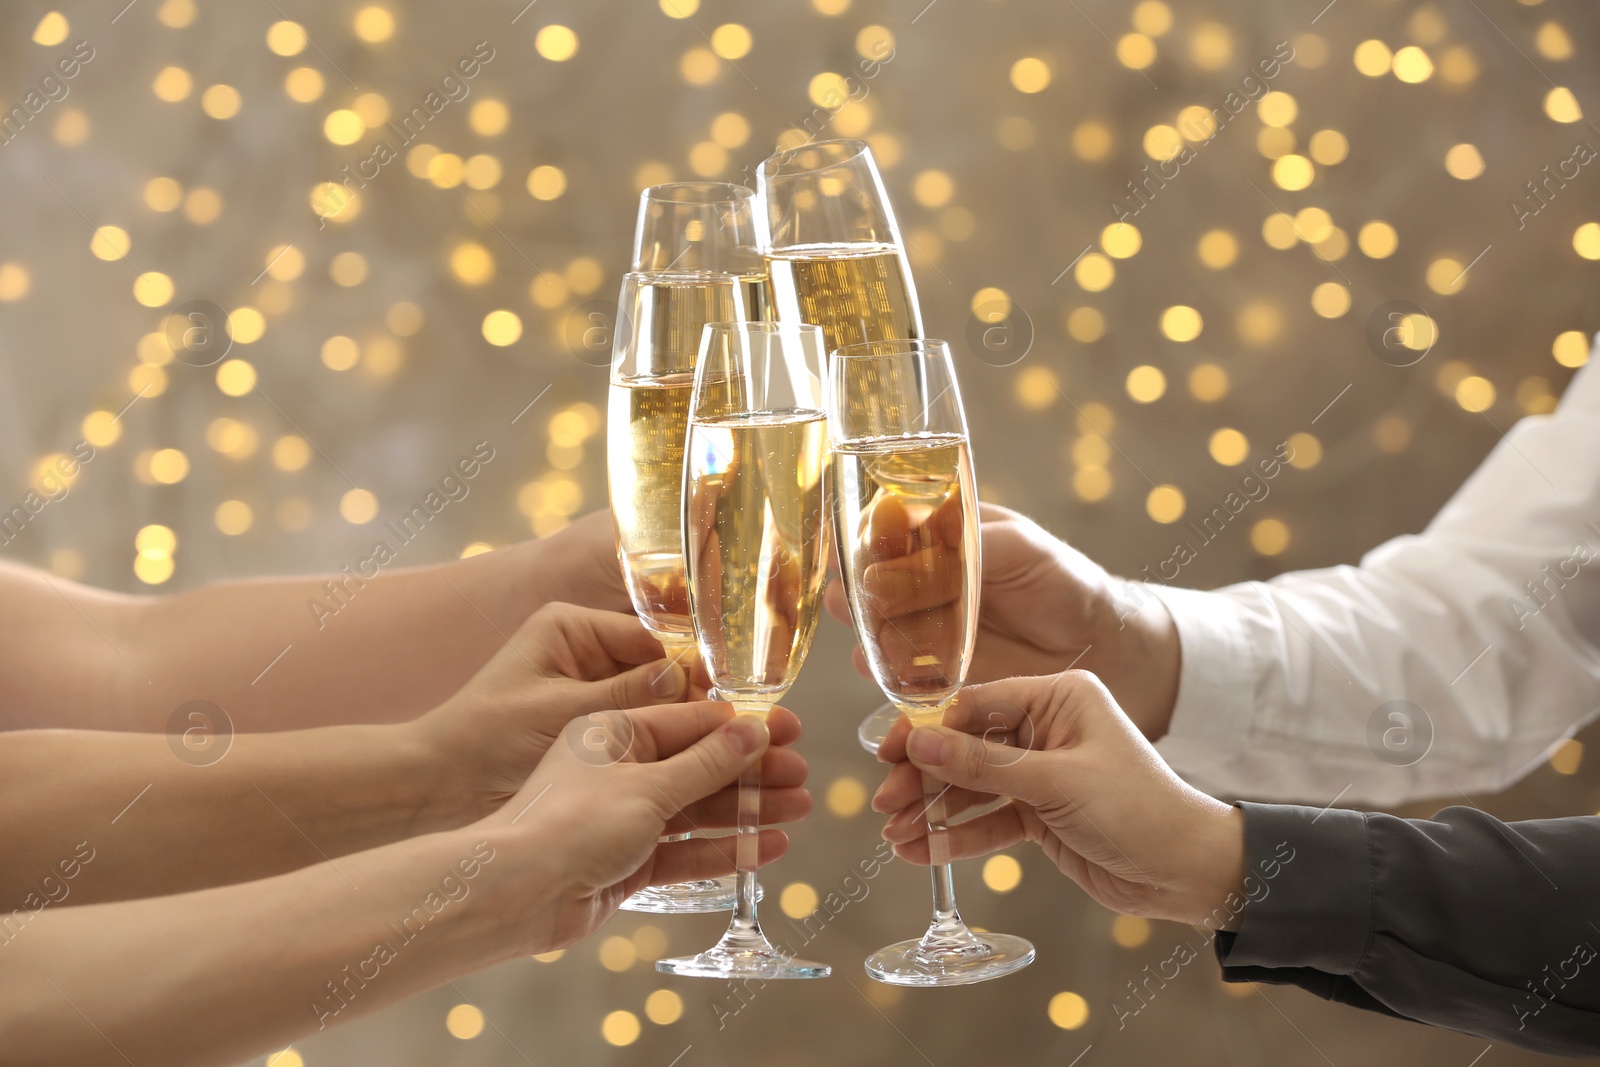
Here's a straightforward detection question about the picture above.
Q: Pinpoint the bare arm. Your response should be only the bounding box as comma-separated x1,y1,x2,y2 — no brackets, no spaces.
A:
0,704,800,1067
0,605,776,909
0,509,627,733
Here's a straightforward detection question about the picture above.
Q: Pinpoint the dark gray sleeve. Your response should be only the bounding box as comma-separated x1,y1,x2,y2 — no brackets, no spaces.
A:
1214,802,1600,1057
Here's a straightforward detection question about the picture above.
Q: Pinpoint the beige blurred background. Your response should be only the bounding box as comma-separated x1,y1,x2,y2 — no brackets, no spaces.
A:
1,0,1597,1064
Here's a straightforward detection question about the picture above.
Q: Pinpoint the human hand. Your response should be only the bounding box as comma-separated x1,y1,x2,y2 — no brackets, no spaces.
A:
483,702,810,953
414,602,709,820
872,671,1244,928
825,503,1181,738
527,509,633,615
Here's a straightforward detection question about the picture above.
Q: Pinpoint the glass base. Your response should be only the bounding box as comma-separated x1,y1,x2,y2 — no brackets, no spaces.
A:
657,937,831,980
857,702,902,755
865,931,1035,987
620,876,757,914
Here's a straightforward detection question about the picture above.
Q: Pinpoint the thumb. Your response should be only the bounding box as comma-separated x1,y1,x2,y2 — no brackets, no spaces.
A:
904,723,1055,806
606,657,688,710
645,713,768,819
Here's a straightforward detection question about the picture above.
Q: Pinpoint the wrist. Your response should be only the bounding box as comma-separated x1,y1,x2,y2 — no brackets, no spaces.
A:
397,715,499,830
1175,800,1247,930
1094,580,1180,740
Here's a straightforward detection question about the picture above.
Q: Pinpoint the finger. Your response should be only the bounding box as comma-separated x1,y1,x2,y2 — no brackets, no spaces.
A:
644,712,770,819
853,646,871,679
859,545,964,619
870,758,921,810
640,829,789,888
875,708,915,763
880,786,994,842
938,675,1059,737
903,722,1058,808
572,606,672,675
668,785,813,833
605,657,690,710
624,702,799,761
888,806,1028,866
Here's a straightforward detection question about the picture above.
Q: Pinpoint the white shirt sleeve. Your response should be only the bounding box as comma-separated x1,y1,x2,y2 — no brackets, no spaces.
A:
1152,344,1600,808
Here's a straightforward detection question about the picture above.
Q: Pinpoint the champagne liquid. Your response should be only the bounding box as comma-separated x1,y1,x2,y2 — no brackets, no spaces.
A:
766,243,921,356
607,273,768,648
832,433,979,717
685,410,828,701
609,374,696,645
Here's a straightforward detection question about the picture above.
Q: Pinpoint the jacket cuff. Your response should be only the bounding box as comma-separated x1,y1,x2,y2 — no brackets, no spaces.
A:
1144,584,1257,756
1219,802,1373,976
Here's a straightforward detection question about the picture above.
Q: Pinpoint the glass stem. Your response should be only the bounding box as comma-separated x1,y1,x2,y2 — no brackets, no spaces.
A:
730,761,763,935
719,696,773,950
919,771,982,952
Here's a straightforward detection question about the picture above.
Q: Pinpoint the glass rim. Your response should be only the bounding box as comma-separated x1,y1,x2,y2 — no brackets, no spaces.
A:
619,268,745,285
701,320,822,337
759,138,871,179
830,337,951,360
640,181,756,205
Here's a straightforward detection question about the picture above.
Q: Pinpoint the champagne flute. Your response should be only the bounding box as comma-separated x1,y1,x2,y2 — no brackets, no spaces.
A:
635,181,771,318
757,138,923,754
828,338,1036,986
614,185,768,913
608,270,749,914
656,321,832,981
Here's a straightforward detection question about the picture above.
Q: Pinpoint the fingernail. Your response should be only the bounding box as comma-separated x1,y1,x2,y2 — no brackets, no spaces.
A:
906,727,948,767
649,660,684,700
870,784,890,812
726,715,767,756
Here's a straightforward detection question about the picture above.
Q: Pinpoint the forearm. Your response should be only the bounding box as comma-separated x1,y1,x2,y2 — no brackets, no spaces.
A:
2,518,623,733
0,724,478,906
1218,803,1600,1056
0,826,537,1067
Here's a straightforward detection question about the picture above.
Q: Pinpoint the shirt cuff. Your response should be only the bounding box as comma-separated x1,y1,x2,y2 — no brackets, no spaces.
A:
1144,584,1258,755
1219,802,1373,976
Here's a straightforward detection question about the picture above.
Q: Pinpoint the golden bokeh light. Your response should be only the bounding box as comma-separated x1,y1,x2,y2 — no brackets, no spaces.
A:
353,5,396,43
214,500,253,536
200,84,242,120
1075,252,1114,292
710,23,751,60
1311,282,1352,318
536,25,579,62
1066,307,1106,343
644,989,683,1025
152,66,192,102
1552,330,1591,368
444,1004,483,1040
1146,485,1185,523
33,11,69,45
266,20,306,56
483,310,523,346
779,882,820,919
527,165,568,200
340,488,379,525
1126,365,1166,403
1353,39,1393,77
284,67,325,103
1208,428,1248,466
1251,518,1291,556
982,855,1023,893
1160,305,1202,342
90,225,130,262
1392,45,1434,83
825,776,867,817
1009,57,1051,94
1358,220,1399,259
601,1010,641,1047
1072,121,1112,161
1048,992,1090,1030
1444,143,1485,180
133,271,174,308
1112,915,1152,948
215,358,255,397
1574,223,1600,261
1543,88,1582,124
1454,375,1496,413
1189,363,1229,402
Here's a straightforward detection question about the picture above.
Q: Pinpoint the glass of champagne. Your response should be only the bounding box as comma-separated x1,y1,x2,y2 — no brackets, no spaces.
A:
656,321,832,981
828,338,1036,987
635,182,771,317
757,138,923,754
608,270,749,914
